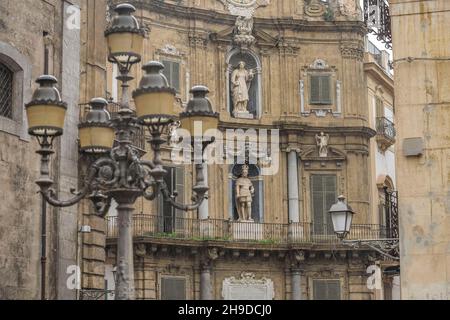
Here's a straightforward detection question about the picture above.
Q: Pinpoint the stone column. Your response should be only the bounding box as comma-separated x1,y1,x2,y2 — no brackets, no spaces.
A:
198,165,209,220
291,269,302,300
200,264,213,300
287,148,300,223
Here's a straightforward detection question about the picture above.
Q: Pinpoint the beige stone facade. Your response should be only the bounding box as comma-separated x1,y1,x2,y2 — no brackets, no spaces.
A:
391,0,450,300
100,0,397,300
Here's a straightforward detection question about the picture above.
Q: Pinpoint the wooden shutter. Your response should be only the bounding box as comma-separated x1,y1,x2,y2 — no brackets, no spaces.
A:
175,167,185,217
313,280,341,300
311,175,337,235
161,277,186,300
310,75,331,105
162,60,180,92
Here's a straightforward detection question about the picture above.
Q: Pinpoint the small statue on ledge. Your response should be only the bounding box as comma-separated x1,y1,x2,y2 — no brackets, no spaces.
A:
316,132,330,158
231,61,255,118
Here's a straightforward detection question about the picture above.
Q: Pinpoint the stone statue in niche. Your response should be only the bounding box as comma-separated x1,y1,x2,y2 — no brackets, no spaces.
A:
235,165,255,222
231,61,255,118
316,132,330,157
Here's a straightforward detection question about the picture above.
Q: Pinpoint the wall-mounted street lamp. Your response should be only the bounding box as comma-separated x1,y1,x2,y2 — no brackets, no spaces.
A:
26,3,217,300
329,196,399,260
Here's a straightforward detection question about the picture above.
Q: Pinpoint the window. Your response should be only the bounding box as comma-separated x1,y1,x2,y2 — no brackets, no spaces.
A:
160,277,186,300
0,62,13,119
313,279,341,300
311,175,337,235
162,60,180,93
310,75,332,105
158,167,185,233
376,97,384,118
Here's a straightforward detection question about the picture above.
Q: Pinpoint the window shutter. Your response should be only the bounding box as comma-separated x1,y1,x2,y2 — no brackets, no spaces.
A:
311,175,337,235
376,97,384,118
320,76,331,104
0,62,13,119
175,167,185,218
161,277,186,300
310,75,321,104
172,62,180,92
162,60,180,93
313,280,341,300
311,175,324,234
310,75,331,105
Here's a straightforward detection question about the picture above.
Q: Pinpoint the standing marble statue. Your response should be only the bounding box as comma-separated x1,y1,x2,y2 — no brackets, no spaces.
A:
235,165,255,222
316,132,330,157
231,61,255,115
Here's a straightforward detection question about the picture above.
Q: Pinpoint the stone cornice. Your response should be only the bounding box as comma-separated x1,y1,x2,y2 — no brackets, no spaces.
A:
130,0,367,35
364,62,394,96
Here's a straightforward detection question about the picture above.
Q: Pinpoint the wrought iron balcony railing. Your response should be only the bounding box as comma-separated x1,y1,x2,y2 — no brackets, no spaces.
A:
376,116,396,150
106,215,392,246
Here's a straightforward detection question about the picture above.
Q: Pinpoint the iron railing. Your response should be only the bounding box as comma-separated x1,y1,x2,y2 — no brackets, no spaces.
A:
79,101,146,151
79,289,115,300
376,117,396,141
106,215,391,245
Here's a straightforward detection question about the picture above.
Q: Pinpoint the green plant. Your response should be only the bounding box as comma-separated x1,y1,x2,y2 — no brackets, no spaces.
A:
323,7,335,22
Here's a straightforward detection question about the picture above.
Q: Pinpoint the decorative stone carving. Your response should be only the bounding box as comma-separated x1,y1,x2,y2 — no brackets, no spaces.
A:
310,58,329,69
305,0,326,17
231,61,255,118
234,16,256,49
220,0,270,19
222,272,275,300
340,41,364,60
316,132,330,158
338,0,363,20
235,164,255,222
160,44,181,56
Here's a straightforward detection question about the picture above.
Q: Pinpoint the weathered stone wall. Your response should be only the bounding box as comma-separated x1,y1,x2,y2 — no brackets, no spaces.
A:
391,0,450,300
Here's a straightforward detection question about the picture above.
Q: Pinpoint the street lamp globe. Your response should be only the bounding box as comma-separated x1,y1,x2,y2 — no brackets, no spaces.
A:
25,75,67,137
329,195,355,240
180,85,219,138
78,98,115,154
105,3,144,65
133,61,178,126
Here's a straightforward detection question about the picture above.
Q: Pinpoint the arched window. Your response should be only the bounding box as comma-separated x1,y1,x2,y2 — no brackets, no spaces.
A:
0,62,13,119
229,164,264,222
227,49,262,119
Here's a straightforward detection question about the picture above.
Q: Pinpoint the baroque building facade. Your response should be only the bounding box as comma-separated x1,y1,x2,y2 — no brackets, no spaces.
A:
98,0,399,300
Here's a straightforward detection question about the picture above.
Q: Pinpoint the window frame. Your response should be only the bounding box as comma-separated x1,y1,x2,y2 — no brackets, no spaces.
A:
309,74,332,105
159,275,188,300
0,62,14,119
310,174,338,235
0,41,32,140
161,59,181,94
311,279,342,300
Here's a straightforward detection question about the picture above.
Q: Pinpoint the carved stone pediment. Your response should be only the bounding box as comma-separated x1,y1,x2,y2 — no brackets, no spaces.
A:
210,26,277,48
300,146,346,162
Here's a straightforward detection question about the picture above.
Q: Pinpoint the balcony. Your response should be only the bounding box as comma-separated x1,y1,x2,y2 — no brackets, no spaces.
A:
376,117,396,151
79,101,146,151
106,215,392,247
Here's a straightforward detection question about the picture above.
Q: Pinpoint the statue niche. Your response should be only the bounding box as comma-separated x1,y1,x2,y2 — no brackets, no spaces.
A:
227,51,261,119
230,164,263,222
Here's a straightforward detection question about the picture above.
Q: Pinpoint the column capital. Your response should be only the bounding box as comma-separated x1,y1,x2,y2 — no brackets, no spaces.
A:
286,145,301,153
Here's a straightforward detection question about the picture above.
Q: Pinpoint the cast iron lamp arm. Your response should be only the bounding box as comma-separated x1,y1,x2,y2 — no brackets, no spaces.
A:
158,179,207,211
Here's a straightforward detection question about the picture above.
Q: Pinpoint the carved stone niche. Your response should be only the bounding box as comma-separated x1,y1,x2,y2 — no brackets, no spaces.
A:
301,145,346,170
222,272,275,300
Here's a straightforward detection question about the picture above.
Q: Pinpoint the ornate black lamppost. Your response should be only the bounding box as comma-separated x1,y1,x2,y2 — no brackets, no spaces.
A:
329,196,399,260
25,3,218,300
